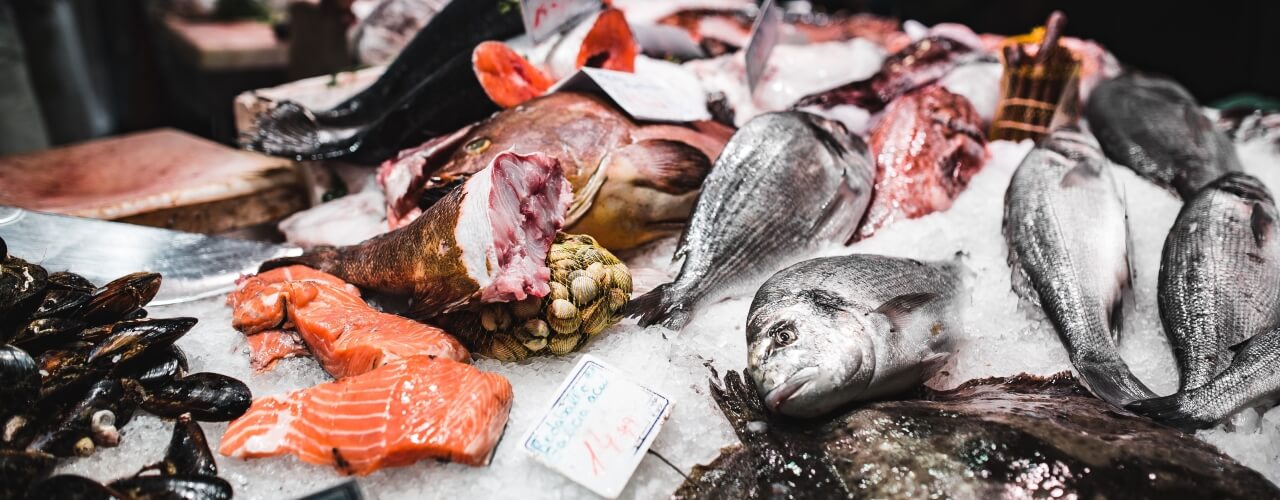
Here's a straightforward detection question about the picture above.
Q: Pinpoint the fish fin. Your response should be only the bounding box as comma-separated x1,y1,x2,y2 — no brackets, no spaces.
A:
1075,360,1156,406
473,41,553,108
243,101,355,160
1002,198,1043,310
1251,201,1276,248
1125,394,1212,431
1115,184,1136,344
259,247,342,276
1058,162,1101,188
623,283,691,330
920,352,950,378
709,370,770,440
872,293,938,334
625,139,713,195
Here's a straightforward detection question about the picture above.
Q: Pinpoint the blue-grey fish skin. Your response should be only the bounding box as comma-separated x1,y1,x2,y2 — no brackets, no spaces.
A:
1085,73,1242,199
1002,127,1154,406
1157,173,1280,392
627,111,875,330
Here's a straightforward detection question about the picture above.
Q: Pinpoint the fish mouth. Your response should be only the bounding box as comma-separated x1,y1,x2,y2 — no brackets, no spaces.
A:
764,368,819,413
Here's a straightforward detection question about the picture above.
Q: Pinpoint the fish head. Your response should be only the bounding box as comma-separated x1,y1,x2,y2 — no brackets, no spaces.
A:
746,289,876,418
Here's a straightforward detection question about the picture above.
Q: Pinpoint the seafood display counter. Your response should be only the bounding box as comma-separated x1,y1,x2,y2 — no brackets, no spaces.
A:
2,0,1280,499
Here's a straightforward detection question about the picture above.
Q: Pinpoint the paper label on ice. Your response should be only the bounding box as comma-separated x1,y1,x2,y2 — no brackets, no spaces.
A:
521,355,673,499
518,0,601,44
550,67,711,123
744,0,783,94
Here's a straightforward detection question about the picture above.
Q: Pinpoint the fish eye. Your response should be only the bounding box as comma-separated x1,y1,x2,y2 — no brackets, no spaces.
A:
772,325,798,347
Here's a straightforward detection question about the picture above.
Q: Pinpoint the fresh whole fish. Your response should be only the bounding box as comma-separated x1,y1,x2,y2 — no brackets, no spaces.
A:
377,92,727,251
1156,173,1280,391
856,85,987,240
243,0,524,163
263,151,571,319
794,36,980,113
673,371,1280,499
1084,73,1242,199
627,111,876,330
1003,128,1154,405
1128,326,1280,430
351,0,452,66
746,254,963,418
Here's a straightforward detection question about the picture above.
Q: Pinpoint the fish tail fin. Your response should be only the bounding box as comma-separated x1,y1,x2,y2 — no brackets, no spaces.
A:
623,283,690,331
1074,360,1157,407
1125,393,1213,431
243,101,352,160
259,246,343,276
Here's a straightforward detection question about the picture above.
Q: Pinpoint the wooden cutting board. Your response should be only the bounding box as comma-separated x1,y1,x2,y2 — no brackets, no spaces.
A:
0,128,305,234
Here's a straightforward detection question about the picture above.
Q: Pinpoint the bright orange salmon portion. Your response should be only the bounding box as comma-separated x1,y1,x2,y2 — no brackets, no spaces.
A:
229,266,470,378
247,329,309,373
219,355,513,474
576,8,637,72
473,40,553,109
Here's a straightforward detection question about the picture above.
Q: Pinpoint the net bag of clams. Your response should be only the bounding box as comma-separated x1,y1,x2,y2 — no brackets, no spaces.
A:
990,11,1081,142
433,233,632,361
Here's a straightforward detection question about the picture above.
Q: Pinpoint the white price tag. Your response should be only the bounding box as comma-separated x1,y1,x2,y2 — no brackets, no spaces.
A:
551,67,711,123
518,0,602,44
521,355,674,499
745,0,783,94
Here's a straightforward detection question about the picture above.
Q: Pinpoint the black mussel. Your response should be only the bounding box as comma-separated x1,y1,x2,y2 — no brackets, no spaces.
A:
47,272,96,293
77,324,113,345
123,345,189,390
109,475,231,500
77,272,161,326
0,235,6,260
29,378,144,456
141,413,217,477
38,344,103,401
0,449,55,499
298,481,364,500
87,318,196,368
0,257,49,327
27,474,123,500
123,308,149,321
0,345,40,412
31,287,92,320
11,317,88,354
142,373,252,422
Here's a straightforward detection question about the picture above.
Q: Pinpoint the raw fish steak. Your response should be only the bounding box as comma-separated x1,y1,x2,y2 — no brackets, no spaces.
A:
229,265,469,378
219,355,512,474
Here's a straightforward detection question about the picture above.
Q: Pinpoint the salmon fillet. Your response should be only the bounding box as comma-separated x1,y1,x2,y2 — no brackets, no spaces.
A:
247,329,309,372
219,355,513,474
229,265,470,378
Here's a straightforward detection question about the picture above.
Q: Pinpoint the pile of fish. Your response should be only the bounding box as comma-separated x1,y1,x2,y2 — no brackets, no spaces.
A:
0,235,251,498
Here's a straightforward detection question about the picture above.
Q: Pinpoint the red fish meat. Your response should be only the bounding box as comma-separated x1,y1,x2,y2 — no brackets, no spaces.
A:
219,355,513,474
229,265,470,378
856,85,987,240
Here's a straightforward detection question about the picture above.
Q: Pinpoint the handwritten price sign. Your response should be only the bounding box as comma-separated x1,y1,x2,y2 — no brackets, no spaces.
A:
522,356,673,498
518,0,602,44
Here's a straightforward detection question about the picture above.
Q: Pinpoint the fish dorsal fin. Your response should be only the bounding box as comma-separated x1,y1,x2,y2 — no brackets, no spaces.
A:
1059,161,1100,188
872,293,938,333
1251,202,1275,248
1115,182,1135,344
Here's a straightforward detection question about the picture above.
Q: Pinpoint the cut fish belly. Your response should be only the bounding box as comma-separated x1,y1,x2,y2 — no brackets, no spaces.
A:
229,265,470,378
219,355,513,474
246,329,309,373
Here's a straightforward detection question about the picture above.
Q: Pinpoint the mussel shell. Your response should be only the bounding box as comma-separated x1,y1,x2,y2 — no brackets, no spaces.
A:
142,373,252,422
38,344,103,401
87,317,196,368
47,272,96,293
29,378,144,456
3,414,40,449
109,475,232,500
0,236,6,261
31,288,92,320
0,345,39,412
155,413,217,477
123,345,190,390
11,317,88,354
27,474,123,500
0,449,54,499
0,257,49,327
77,272,161,326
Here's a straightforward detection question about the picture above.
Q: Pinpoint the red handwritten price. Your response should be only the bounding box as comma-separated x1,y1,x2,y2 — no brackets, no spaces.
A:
519,0,600,43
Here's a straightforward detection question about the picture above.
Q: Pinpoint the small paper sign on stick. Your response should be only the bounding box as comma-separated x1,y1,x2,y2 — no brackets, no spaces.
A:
518,0,602,44
551,67,711,123
521,355,674,498
745,0,783,95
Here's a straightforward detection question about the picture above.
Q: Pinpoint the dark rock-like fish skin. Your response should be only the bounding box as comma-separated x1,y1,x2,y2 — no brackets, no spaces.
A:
1085,73,1242,199
746,254,963,418
243,0,524,163
1130,326,1280,430
1156,173,1280,392
674,371,1280,499
1003,128,1155,406
626,112,876,330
